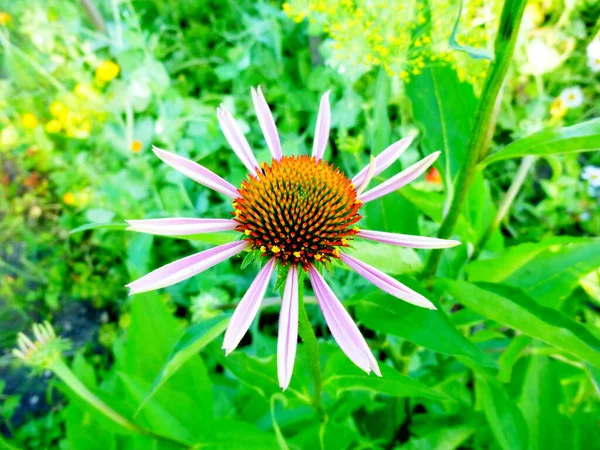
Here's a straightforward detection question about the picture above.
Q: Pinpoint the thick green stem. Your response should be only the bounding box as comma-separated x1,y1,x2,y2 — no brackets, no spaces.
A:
472,156,536,260
297,270,324,419
422,0,528,279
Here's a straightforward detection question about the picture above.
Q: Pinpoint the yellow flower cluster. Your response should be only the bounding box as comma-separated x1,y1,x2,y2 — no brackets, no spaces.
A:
282,0,495,83
95,60,120,83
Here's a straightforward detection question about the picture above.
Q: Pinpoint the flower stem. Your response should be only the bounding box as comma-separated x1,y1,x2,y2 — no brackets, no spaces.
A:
422,0,528,279
472,156,536,260
297,270,324,419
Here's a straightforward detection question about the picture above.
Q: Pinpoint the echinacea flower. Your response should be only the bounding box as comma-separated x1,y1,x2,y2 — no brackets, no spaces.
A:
12,322,69,370
126,87,460,389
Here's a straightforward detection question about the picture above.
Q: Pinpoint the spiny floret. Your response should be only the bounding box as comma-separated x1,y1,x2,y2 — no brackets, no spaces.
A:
234,156,360,268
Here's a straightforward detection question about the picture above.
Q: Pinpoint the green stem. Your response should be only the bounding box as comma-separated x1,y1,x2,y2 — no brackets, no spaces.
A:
472,155,535,260
422,0,528,279
297,270,324,419
51,359,190,448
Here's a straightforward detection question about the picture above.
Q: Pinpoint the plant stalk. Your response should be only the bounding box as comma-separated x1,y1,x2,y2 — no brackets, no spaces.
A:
472,156,536,260
422,0,528,279
297,270,324,419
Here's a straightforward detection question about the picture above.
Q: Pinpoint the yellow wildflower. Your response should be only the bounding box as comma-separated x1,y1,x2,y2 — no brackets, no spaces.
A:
45,120,62,134
130,140,143,153
49,101,67,117
21,113,39,129
62,192,76,205
549,98,567,118
95,61,120,82
0,12,11,25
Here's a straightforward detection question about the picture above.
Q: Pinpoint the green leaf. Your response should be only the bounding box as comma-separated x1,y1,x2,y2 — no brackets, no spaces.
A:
439,280,600,367
497,335,532,383
347,241,422,275
369,68,392,154
465,237,600,307
189,419,279,449
481,118,600,166
65,403,117,450
476,376,528,450
137,315,230,414
322,356,448,402
69,221,128,234
405,62,477,180
122,293,213,424
355,286,495,367
518,356,576,450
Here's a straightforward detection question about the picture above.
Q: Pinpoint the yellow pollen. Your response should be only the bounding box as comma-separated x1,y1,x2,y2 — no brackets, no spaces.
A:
271,246,281,253
260,246,266,253
244,230,251,236
353,226,360,231
293,251,302,258
315,253,323,261
341,238,348,245
333,249,340,257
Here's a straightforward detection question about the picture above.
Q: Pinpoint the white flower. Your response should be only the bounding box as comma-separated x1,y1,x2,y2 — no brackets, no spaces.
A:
587,39,600,73
559,86,584,108
582,166,600,188
523,38,561,75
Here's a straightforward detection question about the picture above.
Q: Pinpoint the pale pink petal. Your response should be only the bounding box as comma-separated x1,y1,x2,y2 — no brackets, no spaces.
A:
311,91,331,161
359,151,441,203
308,266,381,376
217,106,259,175
126,240,248,295
251,86,283,161
352,136,413,186
152,146,239,198
339,254,436,309
357,229,461,249
126,218,238,236
277,265,299,390
223,258,276,355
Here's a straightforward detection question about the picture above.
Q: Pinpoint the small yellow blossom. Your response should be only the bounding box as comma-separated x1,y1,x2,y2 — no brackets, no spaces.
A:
549,98,567,119
0,12,11,25
95,61,120,82
21,113,39,129
244,230,251,236
293,251,301,258
62,192,76,205
271,246,281,253
130,140,143,152
315,253,323,261
45,120,62,134
49,101,67,117
260,246,267,253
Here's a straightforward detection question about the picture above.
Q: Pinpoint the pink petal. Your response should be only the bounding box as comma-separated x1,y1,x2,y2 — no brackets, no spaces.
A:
311,91,331,161
152,146,239,198
351,136,414,186
126,218,238,236
126,240,248,295
223,258,276,354
339,254,436,309
308,266,381,376
251,86,283,161
217,106,259,175
359,151,441,203
277,265,299,390
357,229,461,249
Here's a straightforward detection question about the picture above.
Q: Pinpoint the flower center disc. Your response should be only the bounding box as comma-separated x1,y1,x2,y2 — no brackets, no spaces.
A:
234,156,361,268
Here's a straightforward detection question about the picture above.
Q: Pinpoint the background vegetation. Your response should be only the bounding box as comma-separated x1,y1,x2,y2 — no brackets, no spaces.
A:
1,0,599,448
